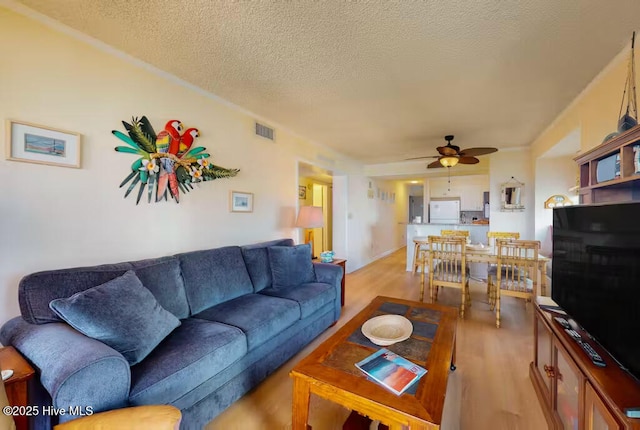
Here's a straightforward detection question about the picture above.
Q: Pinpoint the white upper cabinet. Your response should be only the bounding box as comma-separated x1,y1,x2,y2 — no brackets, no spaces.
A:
429,175,488,211
429,177,456,198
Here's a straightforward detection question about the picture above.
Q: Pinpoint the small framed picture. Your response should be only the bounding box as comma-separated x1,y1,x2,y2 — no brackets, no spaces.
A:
6,120,81,168
230,191,254,213
298,185,307,199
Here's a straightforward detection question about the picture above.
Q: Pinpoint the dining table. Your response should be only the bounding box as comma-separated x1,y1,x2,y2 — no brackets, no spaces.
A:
419,244,550,297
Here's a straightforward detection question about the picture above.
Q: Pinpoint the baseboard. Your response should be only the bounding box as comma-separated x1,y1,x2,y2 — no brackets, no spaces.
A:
373,247,402,261
349,246,404,273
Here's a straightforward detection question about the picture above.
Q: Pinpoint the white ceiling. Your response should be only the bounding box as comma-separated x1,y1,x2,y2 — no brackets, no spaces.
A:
12,0,640,165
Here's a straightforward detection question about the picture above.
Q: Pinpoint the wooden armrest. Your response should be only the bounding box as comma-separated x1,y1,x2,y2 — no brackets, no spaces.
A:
54,405,181,430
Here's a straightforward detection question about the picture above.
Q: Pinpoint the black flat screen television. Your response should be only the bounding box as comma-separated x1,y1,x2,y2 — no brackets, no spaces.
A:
552,202,640,381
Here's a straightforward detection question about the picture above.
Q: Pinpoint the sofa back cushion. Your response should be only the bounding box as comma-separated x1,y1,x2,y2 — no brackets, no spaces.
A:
131,258,190,319
268,244,316,288
176,246,254,314
241,239,294,292
19,257,189,325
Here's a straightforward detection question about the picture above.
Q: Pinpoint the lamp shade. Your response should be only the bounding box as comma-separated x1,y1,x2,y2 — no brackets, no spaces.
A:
295,206,324,228
439,156,459,167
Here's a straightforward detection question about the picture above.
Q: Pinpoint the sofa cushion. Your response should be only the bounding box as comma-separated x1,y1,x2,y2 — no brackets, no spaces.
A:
260,282,336,318
19,256,189,324
268,244,316,288
176,247,254,314
130,258,190,320
129,318,246,406
240,248,272,293
240,238,294,250
193,294,300,350
49,271,181,365
241,239,294,292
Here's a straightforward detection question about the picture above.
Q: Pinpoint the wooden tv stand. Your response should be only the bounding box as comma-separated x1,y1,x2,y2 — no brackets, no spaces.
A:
531,302,640,429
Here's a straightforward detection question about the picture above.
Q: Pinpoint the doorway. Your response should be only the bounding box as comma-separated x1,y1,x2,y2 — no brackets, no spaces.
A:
298,162,333,256
312,183,331,257
408,184,424,223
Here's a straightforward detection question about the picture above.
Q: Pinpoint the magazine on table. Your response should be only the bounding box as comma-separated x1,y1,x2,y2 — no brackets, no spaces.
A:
355,348,427,395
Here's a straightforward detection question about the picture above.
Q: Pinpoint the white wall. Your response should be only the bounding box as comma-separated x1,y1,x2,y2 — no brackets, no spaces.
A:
534,155,577,252
488,149,535,239
0,7,397,324
344,177,406,271
346,176,374,271
332,175,349,263
394,182,410,244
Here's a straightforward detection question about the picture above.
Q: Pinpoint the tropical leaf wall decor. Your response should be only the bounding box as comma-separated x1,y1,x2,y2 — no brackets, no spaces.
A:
112,116,239,204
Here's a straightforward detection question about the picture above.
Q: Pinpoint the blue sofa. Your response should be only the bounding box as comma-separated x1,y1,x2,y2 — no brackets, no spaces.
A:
0,239,343,430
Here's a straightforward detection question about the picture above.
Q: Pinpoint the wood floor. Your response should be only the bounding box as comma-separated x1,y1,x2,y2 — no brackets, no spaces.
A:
205,248,547,430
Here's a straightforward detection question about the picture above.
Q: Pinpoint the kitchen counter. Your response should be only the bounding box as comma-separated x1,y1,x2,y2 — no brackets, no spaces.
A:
407,222,489,226
406,223,490,273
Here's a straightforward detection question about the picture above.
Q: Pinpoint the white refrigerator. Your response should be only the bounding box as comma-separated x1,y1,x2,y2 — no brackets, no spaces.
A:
429,199,460,224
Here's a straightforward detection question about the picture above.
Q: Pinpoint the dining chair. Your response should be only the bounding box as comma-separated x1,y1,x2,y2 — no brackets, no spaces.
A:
485,231,521,294
422,236,470,318
440,229,470,239
411,236,430,274
489,239,540,328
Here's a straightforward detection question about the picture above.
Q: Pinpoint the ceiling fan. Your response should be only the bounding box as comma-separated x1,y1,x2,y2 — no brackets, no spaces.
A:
407,135,498,168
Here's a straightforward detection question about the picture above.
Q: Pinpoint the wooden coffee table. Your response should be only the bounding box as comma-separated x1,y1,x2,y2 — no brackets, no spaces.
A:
290,296,458,430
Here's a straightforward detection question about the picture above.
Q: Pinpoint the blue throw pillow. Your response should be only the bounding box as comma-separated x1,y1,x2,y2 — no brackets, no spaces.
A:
268,244,316,288
49,270,181,365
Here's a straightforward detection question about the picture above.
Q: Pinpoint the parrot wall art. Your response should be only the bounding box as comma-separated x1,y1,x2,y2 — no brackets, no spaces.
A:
113,116,239,204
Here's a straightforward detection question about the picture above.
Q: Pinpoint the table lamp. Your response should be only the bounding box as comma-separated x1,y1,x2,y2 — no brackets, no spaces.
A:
295,206,324,258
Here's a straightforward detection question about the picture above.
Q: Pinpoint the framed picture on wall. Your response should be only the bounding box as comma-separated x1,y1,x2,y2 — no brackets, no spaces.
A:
230,191,254,213
298,185,306,199
6,119,81,168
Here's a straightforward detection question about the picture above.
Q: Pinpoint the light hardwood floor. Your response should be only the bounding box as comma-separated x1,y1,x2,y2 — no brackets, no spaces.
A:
205,248,547,430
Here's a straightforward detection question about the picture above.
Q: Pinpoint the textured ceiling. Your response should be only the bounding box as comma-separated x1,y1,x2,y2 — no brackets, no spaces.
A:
13,0,640,164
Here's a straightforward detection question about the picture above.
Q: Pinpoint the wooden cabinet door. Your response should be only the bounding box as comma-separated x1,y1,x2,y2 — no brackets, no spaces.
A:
535,316,554,404
585,382,621,430
554,341,584,430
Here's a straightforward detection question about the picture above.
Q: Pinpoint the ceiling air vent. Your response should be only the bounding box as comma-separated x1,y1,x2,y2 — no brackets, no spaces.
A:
255,122,275,141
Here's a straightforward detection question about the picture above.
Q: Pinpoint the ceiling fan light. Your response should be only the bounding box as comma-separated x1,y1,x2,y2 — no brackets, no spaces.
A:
439,156,459,167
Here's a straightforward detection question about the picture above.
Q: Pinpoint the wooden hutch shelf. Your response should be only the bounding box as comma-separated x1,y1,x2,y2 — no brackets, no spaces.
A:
575,125,640,204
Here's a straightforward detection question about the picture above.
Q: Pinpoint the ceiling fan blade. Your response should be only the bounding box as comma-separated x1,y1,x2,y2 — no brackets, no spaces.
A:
427,160,445,168
458,156,480,164
405,155,440,160
459,147,498,157
437,145,459,156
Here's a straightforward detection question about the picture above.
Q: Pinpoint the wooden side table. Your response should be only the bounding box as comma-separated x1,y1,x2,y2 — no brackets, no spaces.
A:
1,346,35,430
314,258,347,306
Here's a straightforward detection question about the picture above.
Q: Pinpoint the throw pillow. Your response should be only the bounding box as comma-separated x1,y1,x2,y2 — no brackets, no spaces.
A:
268,244,316,288
49,270,181,365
